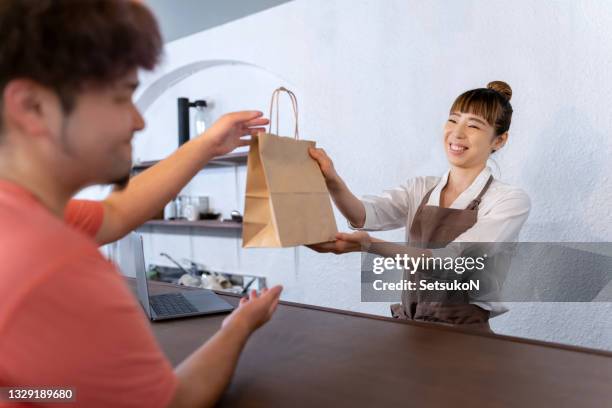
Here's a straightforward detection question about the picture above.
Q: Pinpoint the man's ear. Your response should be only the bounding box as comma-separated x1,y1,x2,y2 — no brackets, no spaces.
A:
492,132,508,152
2,79,62,140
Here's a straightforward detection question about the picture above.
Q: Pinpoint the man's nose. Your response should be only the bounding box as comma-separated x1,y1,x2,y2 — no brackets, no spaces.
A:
132,105,145,131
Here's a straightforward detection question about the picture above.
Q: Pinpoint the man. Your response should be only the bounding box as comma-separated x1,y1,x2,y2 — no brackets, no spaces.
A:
0,1,282,407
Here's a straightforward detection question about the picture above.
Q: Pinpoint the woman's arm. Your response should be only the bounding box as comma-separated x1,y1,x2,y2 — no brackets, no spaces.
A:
309,147,366,227
308,231,431,258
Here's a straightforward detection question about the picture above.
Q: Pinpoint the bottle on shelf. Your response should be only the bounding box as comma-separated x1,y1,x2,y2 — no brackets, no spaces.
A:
163,199,177,220
175,196,188,220
194,100,207,136
183,197,200,222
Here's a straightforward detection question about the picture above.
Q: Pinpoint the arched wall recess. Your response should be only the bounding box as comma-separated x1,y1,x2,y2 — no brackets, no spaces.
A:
133,59,301,163
136,59,296,114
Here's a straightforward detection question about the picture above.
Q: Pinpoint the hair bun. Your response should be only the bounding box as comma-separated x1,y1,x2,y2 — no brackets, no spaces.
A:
487,81,512,101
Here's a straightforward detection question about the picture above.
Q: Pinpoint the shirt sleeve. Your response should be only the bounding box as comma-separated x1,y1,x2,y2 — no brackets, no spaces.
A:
349,177,434,231
0,254,178,408
64,199,105,238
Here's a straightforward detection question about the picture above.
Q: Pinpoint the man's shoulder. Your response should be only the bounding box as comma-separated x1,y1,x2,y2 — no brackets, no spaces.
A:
0,199,101,266
0,238,130,341
0,204,113,323
64,199,105,238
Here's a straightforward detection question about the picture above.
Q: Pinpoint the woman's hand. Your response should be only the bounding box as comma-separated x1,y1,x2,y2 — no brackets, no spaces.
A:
309,147,341,189
201,111,269,157
309,146,367,228
307,231,372,254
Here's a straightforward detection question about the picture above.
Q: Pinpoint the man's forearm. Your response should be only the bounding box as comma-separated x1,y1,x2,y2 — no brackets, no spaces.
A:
327,177,366,228
168,321,251,408
101,136,216,242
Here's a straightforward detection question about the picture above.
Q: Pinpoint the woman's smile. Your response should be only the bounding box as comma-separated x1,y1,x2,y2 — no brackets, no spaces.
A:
449,142,469,155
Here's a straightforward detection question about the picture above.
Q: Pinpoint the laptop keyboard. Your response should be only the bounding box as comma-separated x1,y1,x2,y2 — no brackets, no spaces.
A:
150,293,198,316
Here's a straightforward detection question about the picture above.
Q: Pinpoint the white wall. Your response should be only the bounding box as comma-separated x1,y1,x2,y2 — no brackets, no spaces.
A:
102,0,612,350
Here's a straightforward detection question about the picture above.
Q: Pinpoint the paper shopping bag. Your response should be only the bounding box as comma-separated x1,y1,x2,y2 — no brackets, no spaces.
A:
242,87,338,248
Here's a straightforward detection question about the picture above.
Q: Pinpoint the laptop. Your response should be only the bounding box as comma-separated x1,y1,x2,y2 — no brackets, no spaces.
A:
134,235,234,321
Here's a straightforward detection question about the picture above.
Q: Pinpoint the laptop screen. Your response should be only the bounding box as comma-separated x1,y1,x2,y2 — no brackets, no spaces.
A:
133,234,152,318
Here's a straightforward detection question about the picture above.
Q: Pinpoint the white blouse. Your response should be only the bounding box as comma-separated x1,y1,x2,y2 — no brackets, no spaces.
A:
351,166,531,316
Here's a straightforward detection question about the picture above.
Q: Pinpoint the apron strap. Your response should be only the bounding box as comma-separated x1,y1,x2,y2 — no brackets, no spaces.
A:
466,175,494,210
416,184,437,213
417,174,495,212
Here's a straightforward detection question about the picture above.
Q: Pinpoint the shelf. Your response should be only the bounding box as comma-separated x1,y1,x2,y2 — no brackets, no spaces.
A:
131,151,248,172
142,219,243,230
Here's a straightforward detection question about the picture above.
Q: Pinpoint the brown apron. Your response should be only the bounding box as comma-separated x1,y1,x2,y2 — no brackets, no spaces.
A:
390,175,494,331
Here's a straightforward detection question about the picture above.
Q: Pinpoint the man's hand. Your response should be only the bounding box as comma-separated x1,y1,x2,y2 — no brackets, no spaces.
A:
94,110,268,246
201,111,269,158
170,285,282,408
222,285,283,336
307,231,371,254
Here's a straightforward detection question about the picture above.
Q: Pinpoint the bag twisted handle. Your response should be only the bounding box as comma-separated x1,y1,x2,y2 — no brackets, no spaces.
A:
268,87,299,140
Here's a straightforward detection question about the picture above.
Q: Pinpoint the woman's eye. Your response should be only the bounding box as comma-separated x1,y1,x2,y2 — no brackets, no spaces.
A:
448,119,457,124
468,124,481,129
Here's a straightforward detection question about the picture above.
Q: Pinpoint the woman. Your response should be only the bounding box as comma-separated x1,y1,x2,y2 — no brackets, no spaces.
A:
309,81,530,330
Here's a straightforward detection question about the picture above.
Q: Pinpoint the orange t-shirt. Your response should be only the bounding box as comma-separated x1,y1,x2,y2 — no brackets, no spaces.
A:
0,180,177,408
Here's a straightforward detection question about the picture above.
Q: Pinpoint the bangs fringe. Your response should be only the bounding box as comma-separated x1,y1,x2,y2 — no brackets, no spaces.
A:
450,89,503,129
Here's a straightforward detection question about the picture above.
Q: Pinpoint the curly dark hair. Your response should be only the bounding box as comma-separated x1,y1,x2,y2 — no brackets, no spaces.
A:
0,0,162,127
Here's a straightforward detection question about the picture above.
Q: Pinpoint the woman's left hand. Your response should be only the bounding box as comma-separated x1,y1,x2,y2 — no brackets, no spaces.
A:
307,231,371,254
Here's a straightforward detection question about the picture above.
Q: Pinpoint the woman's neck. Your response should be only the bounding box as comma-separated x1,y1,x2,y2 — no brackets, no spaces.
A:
446,164,486,194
